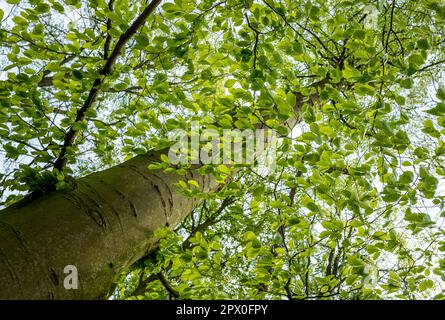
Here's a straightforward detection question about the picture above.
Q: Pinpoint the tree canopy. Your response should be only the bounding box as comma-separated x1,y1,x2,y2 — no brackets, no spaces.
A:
1,0,445,300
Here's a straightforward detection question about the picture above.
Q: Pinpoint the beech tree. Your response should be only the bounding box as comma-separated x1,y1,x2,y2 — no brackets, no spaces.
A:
1,0,445,300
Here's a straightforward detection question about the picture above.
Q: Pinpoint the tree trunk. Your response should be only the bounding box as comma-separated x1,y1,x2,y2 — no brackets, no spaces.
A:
0,150,216,299
0,84,314,299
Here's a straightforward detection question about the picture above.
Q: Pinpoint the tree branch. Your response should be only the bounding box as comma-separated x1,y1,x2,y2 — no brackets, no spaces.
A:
182,196,234,250
244,13,261,69
103,0,115,60
53,0,163,171
156,271,180,299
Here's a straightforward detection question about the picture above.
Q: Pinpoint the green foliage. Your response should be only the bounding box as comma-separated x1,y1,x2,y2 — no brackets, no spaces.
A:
1,0,445,300
15,165,59,193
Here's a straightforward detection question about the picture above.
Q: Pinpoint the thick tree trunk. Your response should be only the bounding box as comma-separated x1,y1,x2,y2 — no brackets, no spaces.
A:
0,150,216,299
0,84,315,299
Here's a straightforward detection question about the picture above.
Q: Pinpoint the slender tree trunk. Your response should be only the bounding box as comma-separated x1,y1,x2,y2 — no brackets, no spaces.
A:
0,150,216,299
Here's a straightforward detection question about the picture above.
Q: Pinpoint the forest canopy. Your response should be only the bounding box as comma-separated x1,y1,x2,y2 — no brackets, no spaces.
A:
1,0,445,300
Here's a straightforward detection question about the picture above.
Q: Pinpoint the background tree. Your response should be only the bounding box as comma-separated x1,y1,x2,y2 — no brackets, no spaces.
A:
1,0,445,299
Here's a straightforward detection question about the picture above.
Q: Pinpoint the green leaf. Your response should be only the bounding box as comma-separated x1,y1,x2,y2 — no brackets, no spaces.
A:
135,34,149,46
244,231,256,241
188,180,200,188
286,92,296,108
35,3,50,13
417,38,430,50
276,96,293,117
399,78,413,89
224,79,236,88
437,87,445,101
408,53,425,69
218,164,230,174
72,70,83,80
399,171,414,184
419,279,434,291
343,64,361,80
114,82,128,91
319,125,336,138
162,3,179,13
160,154,169,163
354,84,375,96
52,2,65,13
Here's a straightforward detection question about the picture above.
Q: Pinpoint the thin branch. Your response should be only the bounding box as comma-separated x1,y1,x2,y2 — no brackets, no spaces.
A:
53,0,163,171
182,196,234,250
262,0,335,61
6,137,42,152
103,0,115,60
244,13,261,69
156,271,180,299
417,58,445,73
385,0,396,54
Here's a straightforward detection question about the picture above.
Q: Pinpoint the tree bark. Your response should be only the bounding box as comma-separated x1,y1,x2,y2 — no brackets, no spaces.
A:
0,150,216,299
